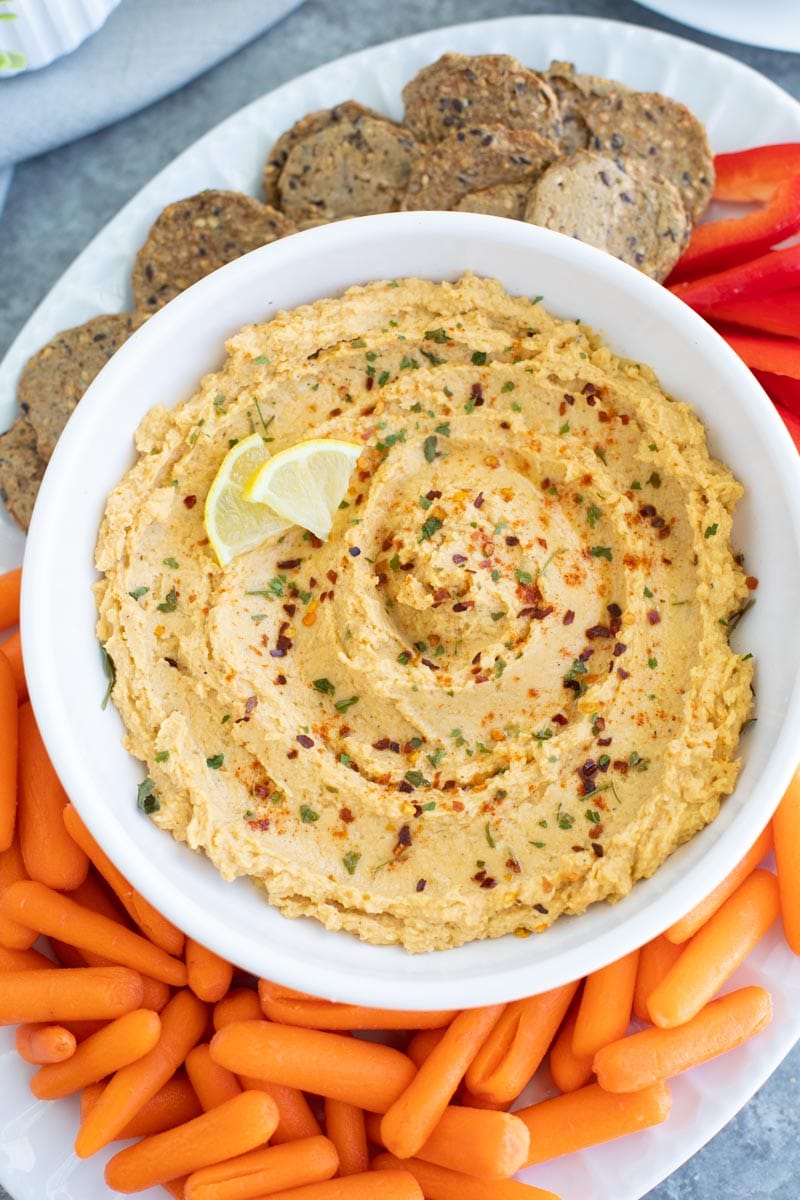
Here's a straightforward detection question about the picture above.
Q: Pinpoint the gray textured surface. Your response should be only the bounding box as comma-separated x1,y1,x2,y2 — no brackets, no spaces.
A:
1,1,798,1197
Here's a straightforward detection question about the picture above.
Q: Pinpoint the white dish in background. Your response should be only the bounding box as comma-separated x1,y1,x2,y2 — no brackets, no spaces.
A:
0,0,123,74
2,15,800,1200
634,0,800,54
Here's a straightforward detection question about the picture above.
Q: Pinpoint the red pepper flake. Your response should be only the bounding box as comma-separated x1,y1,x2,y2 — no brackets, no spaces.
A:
416,878,427,892
480,876,498,889
586,624,611,639
582,382,597,395
613,642,627,656
394,825,412,855
245,695,258,714
296,734,314,748
287,748,299,759
617,667,630,679
452,602,471,613
283,603,297,617
373,737,391,750
505,535,519,547
473,492,485,509
247,818,271,832
277,559,301,570
339,807,354,823
398,780,414,794
746,576,759,590
275,674,287,685
592,842,604,857
164,657,178,668
470,382,484,405
563,610,575,626
519,605,555,620
309,534,324,549
647,609,661,625
453,554,467,564
597,735,612,746
552,712,568,726
578,647,594,662
253,783,270,799
533,902,549,914
183,495,197,509
365,375,374,391
505,858,521,874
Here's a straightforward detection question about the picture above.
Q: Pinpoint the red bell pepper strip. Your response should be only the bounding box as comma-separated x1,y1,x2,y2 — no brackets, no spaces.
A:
775,402,800,452
753,370,800,421
699,291,800,339
720,330,800,382
669,245,800,310
714,144,800,203
669,173,800,281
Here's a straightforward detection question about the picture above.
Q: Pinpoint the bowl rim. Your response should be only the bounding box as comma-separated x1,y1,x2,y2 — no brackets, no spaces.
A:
21,211,800,1007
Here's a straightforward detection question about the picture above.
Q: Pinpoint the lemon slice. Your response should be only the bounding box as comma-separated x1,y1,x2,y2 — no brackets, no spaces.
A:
243,438,362,541
204,433,292,567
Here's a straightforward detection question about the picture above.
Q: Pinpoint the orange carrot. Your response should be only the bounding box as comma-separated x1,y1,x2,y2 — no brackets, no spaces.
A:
0,965,144,1024
774,770,800,954
572,950,639,1059
72,870,132,926
0,568,21,632
407,1027,447,1068
104,1090,280,1193
32,1007,162,1099
372,1152,561,1200
648,868,781,1028
75,988,207,1158
380,1004,504,1160
0,942,52,971
0,632,26,703
548,990,594,1093
186,938,234,1003
256,1173,422,1200
517,1080,671,1164
325,1098,368,1176
666,824,773,944
258,980,455,1030
0,834,37,949
594,985,772,1092
186,1043,242,1110
164,1181,187,1200
214,987,262,1030
17,705,88,890
16,1022,76,1064
368,1103,529,1180
0,651,18,852
1,880,187,986
81,1073,203,1140
633,936,684,1023
48,934,171,1011
184,1136,339,1200
465,982,579,1106
62,804,184,955
239,1074,322,1144
211,1020,416,1113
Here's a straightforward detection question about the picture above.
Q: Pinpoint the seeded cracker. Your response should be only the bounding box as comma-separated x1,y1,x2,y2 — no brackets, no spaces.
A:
402,53,561,146
276,112,423,223
585,91,714,222
452,181,534,220
543,60,631,155
17,311,148,463
403,124,559,213
0,419,46,531
132,190,296,314
524,150,690,281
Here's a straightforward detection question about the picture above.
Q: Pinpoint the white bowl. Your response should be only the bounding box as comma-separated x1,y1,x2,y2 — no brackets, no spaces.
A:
22,212,800,1008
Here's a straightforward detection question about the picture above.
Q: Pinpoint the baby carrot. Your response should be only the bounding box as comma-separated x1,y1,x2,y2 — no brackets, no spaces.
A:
258,980,455,1030
214,988,262,1029
164,1182,187,1200
407,1027,447,1068
0,942,51,971
81,1073,202,1140
16,1022,76,1064
184,1136,339,1200
239,1074,322,1144
380,1004,504,1159
104,1090,280,1193
0,651,18,852
325,1098,368,1176
62,804,184,955
594,985,772,1092
71,870,132,926
75,988,207,1157
186,1043,242,1110
48,935,170,1011
368,1104,530,1180
517,1080,671,1164
211,1020,416,1113
0,835,37,949
774,770,800,954
31,1007,162,1099
666,824,773,944
17,705,88,890
258,1173,423,1200
572,950,639,1059
186,937,234,1003
0,568,21,632
0,965,144,1024
548,991,594,1092
633,936,683,1023
372,1152,561,1200
466,982,579,1106
1,880,187,986
648,869,781,1028
0,632,26,703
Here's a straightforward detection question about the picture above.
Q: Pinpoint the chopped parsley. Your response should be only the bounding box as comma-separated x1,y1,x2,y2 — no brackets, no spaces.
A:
206,754,224,770
378,370,391,387
334,695,360,713
156,588,178,613
128,586,149,600
405,769,430,788
704,523,719,539
155,750,169,763
342,850,361,875
485,822,496,849
399,355,420,371
471,350,487,365
424,328,448,343
162,557,179,569
586,503,602,529
419,515,444,542
556,806,574,830
515,568,532,585
100,646,116,710
313,678,335,695
300,805,320,823
591,545,612,560
252,355,270,365
137,777,160,815
423,434,438,463
501,381,515,393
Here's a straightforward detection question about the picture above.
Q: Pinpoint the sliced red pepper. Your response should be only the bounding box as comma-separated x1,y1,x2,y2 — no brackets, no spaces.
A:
720,330,800,382
753,370,800,421
774,402,800,452
714,144,800,203
669,245,800,310
699,291,800,339
668,173,800,282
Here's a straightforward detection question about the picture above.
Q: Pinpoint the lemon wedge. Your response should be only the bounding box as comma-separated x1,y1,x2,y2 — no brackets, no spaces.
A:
243,438,362,541
204,433,292,567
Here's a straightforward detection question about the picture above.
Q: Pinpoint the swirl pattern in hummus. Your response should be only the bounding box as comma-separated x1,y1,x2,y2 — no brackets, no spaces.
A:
96,275,754,952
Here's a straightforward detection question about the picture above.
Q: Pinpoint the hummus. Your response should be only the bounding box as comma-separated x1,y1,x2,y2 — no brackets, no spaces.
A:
96,275,754,952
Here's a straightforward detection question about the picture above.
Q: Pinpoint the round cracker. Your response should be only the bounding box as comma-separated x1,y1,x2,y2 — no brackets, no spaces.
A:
17,312,148,462
263,101,385,207
402,52,561,146
585,90,714,222
402,124,558,213
276,113,423,223
0,418,46,531
524,150,690,281
132,190,295,313
452,181,534,220
543,60,631,155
